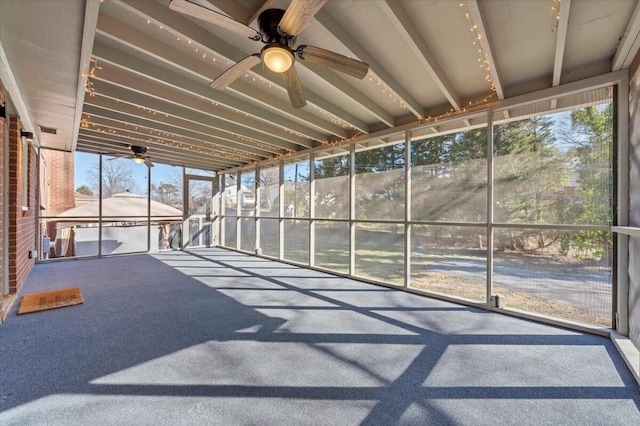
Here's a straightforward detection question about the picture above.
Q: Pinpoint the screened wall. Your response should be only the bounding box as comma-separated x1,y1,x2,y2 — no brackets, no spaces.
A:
219,83,620,329
38,151,213,260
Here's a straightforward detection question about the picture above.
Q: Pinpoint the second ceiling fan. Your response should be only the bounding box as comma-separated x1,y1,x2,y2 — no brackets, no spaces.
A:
169,0,369,108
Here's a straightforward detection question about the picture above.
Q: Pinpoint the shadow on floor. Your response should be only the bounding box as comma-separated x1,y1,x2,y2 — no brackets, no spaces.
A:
0,248,638,425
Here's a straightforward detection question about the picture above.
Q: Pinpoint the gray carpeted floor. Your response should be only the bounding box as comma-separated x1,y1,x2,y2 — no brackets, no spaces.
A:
0,247,639,425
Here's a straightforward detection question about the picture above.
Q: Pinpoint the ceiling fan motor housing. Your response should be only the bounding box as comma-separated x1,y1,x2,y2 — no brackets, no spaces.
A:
131,145,148,155
259,9,287,42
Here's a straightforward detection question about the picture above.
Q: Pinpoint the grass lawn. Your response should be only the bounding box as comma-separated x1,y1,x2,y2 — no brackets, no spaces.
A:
253,226,611,327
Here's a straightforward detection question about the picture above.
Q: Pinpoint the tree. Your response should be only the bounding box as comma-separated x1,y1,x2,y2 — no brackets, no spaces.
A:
75,185,93,196
314,154,350,179
86,159,139,197
411,129,487,223
314,154,349,218
188,180,213,215
569,105,612,227
354,143,405,220
158,168,184,210
558,104,613,257
151,182,180,207
283,162,310,217
409,129,487,247
494,116,567,225
258,167,279,213
491,116,571,252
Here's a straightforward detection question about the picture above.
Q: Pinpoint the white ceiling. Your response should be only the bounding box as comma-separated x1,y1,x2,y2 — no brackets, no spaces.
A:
1,0,639,171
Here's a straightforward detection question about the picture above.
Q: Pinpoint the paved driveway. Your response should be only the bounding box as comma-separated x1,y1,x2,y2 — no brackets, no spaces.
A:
420,255,611,317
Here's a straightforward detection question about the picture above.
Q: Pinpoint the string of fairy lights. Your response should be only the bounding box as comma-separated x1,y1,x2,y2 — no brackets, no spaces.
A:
460,1,495,94
80,96,287,159
82,57,322,160
81,117,288,161
140,17,357,132
84,0,564,163
416,0,562,127
413,1,498,127
83,57,102,97
137,11,417,132
367,72,408,110
551,0,562,22
80,116,251,162
82,54,291,157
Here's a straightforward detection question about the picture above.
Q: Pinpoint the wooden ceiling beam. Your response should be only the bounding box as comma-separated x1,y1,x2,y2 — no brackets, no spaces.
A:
83,98,266,162
380,0,461,110
88,81,278,157
90,46,306,152
85,95,272,157
77,133,238,169
550,0,571,110
466,0,505,119
115,0,369,134
208,0,394,128
314,8,423,119
301,62,395,128
552,0,571,87
95,13,337,141
71,0,100,152
612,0,640,71
76,137,231,170
78,127,241,168
466,0,504,100
92,42,312,150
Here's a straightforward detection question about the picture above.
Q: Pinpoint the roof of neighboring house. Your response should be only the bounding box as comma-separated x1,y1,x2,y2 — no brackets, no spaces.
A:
74,191,98,206
56,192,183,223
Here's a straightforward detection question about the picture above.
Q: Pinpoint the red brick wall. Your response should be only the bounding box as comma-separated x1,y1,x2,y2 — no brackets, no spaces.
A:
45,150,75,215
40,149,76,257
7,117,37,294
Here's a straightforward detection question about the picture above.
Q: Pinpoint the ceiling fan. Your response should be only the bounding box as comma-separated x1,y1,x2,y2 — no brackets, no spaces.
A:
169,0,369,108
108,145,154,167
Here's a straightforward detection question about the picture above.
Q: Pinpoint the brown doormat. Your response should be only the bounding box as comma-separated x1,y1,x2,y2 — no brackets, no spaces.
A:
17,287,84,315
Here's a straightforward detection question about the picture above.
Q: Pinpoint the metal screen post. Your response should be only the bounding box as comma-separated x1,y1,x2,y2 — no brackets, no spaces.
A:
279,160,285,260
349,143,356,276
309,153,316,267
147,164,151,252
255,166,261,253
615,76,630,335
486,108,494,304
98,154,103,257
236,171,241,250
404,130,411,288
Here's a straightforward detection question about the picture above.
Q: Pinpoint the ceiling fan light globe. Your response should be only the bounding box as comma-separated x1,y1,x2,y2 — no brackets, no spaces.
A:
132,156,146,164
263,46,294,73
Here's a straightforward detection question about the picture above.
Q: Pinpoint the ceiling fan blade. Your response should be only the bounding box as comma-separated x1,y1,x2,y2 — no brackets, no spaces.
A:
169,0,260,40
298,45,369,79
144,158,154,168
106,154,131,161
278,0,327,37
282,66,306,109
210,55,261,89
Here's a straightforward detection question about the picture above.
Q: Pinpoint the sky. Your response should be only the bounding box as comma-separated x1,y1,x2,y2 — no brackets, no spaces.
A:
73,151,212,194
74,152,152,192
